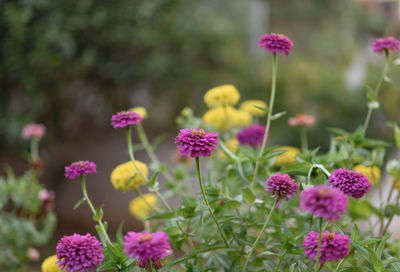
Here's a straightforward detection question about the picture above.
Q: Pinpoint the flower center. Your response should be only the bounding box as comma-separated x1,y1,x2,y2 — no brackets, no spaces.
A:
318,188,332,195
322,232,336,239
138,233,152,242
191,128,205,136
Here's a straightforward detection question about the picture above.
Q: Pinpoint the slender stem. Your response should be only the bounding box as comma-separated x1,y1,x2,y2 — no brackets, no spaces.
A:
195,157,229,248
134,187,160,212
251,53,278,190
387,178,396,203
382,192,400,234
242,198,279,272
363,51,389,134
300,127,308,150
30,138,39,161
80,176,112,244
316,218,323,272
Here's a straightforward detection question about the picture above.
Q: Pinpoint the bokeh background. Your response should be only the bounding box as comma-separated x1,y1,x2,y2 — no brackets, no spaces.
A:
1,0,400,270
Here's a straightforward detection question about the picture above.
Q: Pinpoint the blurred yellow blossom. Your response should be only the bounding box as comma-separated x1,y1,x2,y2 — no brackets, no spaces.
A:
203,106,251,131
41,255,63,272
391,178,400,191
130,107,148,119
204,84,240,108
274,146,300,167
129,193,157,220
239,100,267,117
111,161,148,191
352,165,381,186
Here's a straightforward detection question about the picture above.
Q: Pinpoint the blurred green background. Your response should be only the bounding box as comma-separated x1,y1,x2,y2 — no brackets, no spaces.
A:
1,0,400,270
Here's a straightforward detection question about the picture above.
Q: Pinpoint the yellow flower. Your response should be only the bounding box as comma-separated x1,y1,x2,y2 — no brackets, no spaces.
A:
203,106,251,131
274,146,300,167
239,100,267,117
129,193,157,220
130,107,148,119
204,84,240,108
218,138,239,159
352,165,381,186
110,161,148,191
41,255,63,272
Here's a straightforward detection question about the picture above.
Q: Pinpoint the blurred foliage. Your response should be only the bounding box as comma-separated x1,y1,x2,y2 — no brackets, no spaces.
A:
0,167,56,271
1,0,399,154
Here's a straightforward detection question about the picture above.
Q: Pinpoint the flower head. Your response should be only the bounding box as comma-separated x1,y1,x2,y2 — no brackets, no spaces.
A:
239,100,267,117
372,37,400,54
352,165,381,186
288,114,315,127
42,255,64,272
237,124,266,147
129,107,148,119
204,84,240,108
56,233,103,272
22,123,46,140
123,231,171,271
175,128,218,158
110,161,148,191
27,247,40,261
329,168,371,199
129,194,158,221
39,189,55,211
300,185,348,221
258,33,293,56
64,161,96,179
303,231,350,264
265,173,299,207
111,111,142,128
203,106,251,131
274,146,300,167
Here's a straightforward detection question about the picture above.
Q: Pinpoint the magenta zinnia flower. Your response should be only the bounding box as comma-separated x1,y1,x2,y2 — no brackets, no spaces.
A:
123,231,171,271
329,168,371,199
258,33,293,56
303,231,350,264
175,128,218,158
64,161,97,179
288,114,315,127
22,123,46,140
56,233,103,272
300,185,348,222
372,37,400,54
237,124,266,147
111,111,142,128
265,173,299,207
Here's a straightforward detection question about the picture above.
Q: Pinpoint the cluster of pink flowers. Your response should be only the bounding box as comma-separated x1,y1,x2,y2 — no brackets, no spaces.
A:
258,33,293,56
329,168,371,199
265,173,299,208
175,128,219,158
22,123,46,140
372,37,400,54
111,110,142,128
288,114,315,127
237,124,266,147
64,161,97,179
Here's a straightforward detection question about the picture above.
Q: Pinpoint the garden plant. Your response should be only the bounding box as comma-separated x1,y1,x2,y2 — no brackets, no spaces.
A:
38,34,400,272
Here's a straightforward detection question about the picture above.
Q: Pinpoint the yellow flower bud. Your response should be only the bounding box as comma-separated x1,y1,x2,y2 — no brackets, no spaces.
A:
204,85,240,108
352,165,381,186
274,146,300,167
239,100,267,117
41,255,63,272
129,193,158,221
110,161,148,191
129,107,148,119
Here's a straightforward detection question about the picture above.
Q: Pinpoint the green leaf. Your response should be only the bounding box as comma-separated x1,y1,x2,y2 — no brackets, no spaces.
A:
147,171,161,188
366,248,384,272
376,233,391,258
96,261,116,271
145,211,176,220
339,267,374,272
387,122,400,148
93,206,104,221
364,84,377,102
242,187,255,204
351,224,360,243
116,221,124,243
73,197,85,210
270,111,286,120
281,162,312,174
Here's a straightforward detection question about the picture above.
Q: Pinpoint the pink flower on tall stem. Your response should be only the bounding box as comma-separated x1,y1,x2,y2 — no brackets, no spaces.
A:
22,123,46,140
175,128,218,158
372,37,400,54
265,173,299,207
64,161,97,179
258,33,293,56
237,124,266,147
288,114,315,127
329,168,371,199
111,111,142,128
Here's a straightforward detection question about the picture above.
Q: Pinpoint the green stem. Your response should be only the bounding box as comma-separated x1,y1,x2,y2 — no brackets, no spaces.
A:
382,192,400,235
363,50,389,134
251,53,278,190
316,217,323,272
134,187,160,213
242,198,278,272
80,176,112,244
30,138,39,161
195,157,229,248
300,127,308,150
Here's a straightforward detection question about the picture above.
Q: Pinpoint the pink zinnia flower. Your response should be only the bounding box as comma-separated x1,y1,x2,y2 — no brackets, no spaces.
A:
22,123,46,140
372,37,400,54
329,168,371,199
258,33,293,56
288,114,315,127
56,233,103,272
265,173,299,207
303,231,350,264
123,231,171,271
64,161,97,179
300,185,348,222
111,111,142,128
175,128,218,158
237,124,266,147
38,189,55,211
